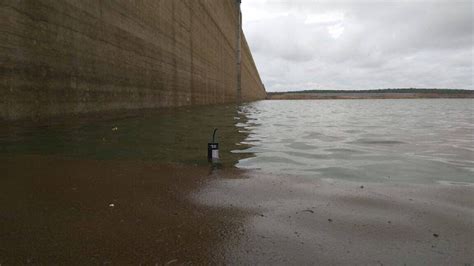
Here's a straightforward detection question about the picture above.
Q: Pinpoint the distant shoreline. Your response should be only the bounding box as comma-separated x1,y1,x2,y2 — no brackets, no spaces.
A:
267,89,474,100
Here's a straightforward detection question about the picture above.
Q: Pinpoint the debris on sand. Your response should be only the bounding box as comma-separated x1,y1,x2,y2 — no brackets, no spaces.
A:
165,259,178,265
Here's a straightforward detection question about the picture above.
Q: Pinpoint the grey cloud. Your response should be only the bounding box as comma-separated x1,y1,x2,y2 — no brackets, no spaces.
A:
242,0,473,91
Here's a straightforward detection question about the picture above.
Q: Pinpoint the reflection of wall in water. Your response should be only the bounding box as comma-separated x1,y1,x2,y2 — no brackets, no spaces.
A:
0,104,253,167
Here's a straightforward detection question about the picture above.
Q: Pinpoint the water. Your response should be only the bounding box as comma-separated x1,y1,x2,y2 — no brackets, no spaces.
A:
235,99,474,184
0,105,252,166
1,99,473,184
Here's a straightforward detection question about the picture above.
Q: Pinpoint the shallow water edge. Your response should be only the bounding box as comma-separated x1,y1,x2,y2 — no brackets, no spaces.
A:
1,154,473,264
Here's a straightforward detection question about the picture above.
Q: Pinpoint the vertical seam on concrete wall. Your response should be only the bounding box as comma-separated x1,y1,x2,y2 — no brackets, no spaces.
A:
172,1,178,107
197,1,236,65
189,2,195,105
236,0,242,103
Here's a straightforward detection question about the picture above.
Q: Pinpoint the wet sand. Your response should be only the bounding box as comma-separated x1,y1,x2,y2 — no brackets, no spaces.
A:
0,155,246,264
1,155,473,264
197,170,474,264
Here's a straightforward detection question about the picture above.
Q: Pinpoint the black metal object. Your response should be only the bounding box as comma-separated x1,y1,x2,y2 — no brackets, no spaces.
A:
208,128,219,162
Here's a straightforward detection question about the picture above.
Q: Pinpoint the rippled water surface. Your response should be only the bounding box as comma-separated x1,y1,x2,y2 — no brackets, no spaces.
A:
2,99,473,184
234,99,474,183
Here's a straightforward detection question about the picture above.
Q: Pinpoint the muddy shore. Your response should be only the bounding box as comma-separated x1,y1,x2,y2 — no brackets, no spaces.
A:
0,155,246,264
1,155,473,264
198,170,474,264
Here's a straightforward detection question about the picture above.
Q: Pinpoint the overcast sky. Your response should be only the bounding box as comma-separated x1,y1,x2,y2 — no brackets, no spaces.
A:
241,0,473,92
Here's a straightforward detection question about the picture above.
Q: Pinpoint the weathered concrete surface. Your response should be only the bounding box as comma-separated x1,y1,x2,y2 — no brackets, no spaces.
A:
0,0,266,121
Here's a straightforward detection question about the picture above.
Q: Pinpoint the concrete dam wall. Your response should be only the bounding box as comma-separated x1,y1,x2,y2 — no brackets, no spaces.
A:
0,0,266,121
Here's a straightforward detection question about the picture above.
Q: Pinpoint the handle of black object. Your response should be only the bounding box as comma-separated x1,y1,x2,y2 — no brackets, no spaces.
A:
212,128,218,143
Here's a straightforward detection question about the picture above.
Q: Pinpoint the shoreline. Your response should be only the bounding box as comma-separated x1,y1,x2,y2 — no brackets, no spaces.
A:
267,92,474,100
196,169,474,264
2,154,473,264
0,154,235,264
